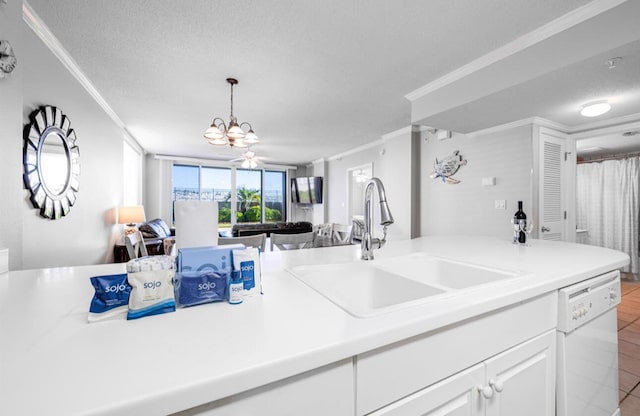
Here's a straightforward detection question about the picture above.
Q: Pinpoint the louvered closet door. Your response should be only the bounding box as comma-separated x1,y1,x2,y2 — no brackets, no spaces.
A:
539,133,565,241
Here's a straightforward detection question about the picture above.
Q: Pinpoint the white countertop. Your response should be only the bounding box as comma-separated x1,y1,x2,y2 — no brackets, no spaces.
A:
0,236,629,415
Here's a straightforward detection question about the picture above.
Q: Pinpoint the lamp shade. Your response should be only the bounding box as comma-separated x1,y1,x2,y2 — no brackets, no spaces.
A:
244,130,259,144
208,137,228,146
231,139,248,148
204,124,224,140
227,124,245,139
118,205,146,225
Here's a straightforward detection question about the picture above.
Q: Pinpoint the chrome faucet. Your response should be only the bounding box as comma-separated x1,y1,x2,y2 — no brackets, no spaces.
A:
361,177,394,260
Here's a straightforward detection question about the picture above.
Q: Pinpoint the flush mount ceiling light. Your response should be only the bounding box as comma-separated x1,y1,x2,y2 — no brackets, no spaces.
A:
204,78,259,148
580,100,611,117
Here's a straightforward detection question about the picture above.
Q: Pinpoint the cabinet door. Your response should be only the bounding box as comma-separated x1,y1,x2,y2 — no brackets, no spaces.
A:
368,364,484,416
538,129,567,241
484,330,556,416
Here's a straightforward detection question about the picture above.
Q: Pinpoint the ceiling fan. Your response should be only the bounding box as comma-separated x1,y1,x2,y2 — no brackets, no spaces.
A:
230,150,266,169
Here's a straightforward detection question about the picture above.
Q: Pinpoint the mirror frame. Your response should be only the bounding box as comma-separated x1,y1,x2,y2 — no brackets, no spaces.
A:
23,105,80,220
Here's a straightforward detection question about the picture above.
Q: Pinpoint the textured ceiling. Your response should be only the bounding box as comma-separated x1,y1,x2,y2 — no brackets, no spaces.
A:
28,0,602,165
420,38,640,133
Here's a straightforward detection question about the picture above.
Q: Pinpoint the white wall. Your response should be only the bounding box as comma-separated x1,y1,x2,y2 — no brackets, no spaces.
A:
19,27,125,269
327,146,380,224
0,0,24,271
375,131,416,241
145,155,173,224
309,160,328,224
420,125,533,239
326,130,417,241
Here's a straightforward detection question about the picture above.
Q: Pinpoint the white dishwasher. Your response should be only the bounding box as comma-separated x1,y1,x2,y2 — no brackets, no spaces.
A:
556,270,621,416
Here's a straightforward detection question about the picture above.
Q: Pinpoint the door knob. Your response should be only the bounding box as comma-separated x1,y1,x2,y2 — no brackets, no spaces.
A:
477,384,493,399
489,378,504,392
541,226,550,232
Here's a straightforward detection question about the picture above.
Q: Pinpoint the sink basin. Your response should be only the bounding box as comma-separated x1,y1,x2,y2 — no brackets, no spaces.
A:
288,254,522,318
374,253,520,290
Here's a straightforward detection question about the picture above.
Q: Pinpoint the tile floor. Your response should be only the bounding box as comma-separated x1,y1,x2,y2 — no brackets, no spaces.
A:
618,273,640,414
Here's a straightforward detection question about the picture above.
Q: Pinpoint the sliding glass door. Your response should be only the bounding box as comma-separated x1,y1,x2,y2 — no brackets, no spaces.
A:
171,164,286,229
265,170,285,222
201,167,232,228
236,169,262,224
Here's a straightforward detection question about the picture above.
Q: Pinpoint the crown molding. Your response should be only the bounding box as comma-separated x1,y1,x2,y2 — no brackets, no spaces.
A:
381,126,412,141
326,125,421,162
23,1,131,134
568,112,640,134
405,0,628,102
153,154,297,170
123,130,145,154
464,113,640,140
465,117,551,138
327,138,384,162
570,119,640,140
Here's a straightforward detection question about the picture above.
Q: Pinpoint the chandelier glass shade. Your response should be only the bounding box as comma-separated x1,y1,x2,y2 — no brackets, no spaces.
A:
204,78,259,148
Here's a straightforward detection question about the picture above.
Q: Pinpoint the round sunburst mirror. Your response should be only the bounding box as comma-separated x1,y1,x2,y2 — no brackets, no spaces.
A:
23,105,80,219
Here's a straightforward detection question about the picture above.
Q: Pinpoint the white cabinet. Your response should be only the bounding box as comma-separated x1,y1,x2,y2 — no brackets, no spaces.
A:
173,359,354,416
368,364,485,416
357,293,557,415
484,330,556,416
369,330,556,416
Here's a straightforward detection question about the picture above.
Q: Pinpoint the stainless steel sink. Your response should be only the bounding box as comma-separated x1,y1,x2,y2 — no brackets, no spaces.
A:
288,253,522,318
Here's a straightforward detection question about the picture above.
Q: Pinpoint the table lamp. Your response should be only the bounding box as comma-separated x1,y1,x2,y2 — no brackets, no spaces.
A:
118,205,146,237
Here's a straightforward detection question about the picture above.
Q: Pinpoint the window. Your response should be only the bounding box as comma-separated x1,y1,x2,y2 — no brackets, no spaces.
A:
265,171,286,222
202,167,232,228
171,164,287,229
236,169,262,224
172,164,200,201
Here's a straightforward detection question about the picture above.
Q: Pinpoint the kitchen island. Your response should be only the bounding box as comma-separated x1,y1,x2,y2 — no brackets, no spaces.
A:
0,236,628,415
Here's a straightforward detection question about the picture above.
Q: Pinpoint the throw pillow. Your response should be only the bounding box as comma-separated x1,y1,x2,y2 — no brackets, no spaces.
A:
139,218,170,239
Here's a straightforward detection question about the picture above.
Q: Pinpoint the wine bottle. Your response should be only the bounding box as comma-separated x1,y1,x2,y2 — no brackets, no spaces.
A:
513,201,527,244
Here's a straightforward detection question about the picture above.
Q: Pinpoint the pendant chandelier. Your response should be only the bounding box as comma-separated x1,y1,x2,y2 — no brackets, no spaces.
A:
204,78,259,148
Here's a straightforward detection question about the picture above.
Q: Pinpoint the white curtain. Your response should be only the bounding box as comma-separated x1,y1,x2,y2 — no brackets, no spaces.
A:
576,157,640,273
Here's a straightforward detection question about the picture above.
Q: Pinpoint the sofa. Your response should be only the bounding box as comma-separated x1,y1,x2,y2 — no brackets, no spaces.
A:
139,219,313,249
139,218,175,240
231,222,313,237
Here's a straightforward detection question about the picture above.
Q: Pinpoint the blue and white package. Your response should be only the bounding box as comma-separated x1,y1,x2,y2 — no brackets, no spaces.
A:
177,245,244,274
127,269,176,319
88,273,131,323
174,270,228,307
126,256,176,320
232,247,262,297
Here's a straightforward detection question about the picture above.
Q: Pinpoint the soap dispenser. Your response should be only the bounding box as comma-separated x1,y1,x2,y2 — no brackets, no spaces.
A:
228,270,244,305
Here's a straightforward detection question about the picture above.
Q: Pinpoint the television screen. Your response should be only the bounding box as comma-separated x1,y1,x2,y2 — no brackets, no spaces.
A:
291,177,323,204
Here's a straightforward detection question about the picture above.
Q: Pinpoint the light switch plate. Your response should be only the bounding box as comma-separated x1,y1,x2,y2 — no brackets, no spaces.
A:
494,200,506,210
482,177,496,186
